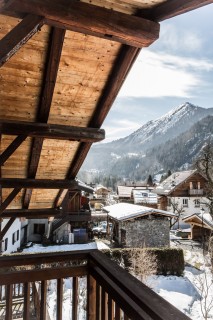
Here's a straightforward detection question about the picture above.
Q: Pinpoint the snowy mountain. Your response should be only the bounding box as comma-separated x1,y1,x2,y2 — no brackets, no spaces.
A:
81,102,213,178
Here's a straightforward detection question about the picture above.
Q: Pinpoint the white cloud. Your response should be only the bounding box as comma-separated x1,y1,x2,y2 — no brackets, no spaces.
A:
160,24,203,52
102,120,140,142
118,50,213,98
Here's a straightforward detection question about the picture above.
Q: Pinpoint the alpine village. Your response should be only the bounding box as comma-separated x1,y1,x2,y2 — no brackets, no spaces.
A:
0,1,213,320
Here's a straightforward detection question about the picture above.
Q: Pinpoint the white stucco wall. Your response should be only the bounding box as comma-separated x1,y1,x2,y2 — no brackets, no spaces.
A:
2,218,21,254
167,196,209,229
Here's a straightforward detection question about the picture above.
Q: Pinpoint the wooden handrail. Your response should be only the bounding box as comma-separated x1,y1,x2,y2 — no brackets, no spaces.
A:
0,249,191,320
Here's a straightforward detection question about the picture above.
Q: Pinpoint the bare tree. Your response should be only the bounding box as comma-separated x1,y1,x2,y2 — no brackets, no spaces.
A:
169,198,185,229
129,248,157,286
194,257,213,320
195,142,213,216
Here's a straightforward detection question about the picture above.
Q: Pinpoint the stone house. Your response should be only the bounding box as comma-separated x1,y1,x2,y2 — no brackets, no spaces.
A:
103,203,176,248
154,170,208,229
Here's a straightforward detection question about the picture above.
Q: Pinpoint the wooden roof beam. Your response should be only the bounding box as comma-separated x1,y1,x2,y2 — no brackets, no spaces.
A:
1,210,91,221
1,208,61,218
23,27,65,209
0,120,105,143
143,0,213,22
0,188,21,215
0,178,89,190
6,0,160,48
0,135,27,166
0,14,44,67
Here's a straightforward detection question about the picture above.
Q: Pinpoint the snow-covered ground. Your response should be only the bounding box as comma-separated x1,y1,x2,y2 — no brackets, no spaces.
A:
22,240,213,319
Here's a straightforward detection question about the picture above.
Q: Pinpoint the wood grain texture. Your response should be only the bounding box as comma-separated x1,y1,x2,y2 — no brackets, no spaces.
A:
7,0,160,47
0,14,44,67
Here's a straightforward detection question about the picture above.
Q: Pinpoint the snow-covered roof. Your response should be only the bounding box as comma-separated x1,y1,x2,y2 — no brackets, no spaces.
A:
117,186,133,198
183,212,213,229
103,203,176,221
132,189,157,204
154,170,198,195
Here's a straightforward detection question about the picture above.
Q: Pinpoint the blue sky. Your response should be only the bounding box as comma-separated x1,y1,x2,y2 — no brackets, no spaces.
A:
102,4,213,142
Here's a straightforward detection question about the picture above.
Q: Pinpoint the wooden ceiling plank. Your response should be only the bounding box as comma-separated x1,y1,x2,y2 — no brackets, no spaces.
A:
0,121,105,142
23,27,66,209
0,218,15,241
0,188,21,215
149,0,213,22
0,14,44,67
6,0,160,48
54,45,140,206
0,135,27,166
69,46,140,179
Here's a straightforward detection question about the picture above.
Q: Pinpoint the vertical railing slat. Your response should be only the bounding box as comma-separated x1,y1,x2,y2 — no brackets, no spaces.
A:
108,296,113,320
96,283,100,320
23,282,30,320
87,275,96,320
115,303,121,320
72,277,78,320
57,278,63,320
101,288,107,320
5,284,12,320
40,280,47,320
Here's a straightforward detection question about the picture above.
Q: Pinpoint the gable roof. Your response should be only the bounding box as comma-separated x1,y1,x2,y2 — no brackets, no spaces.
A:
103,203,176,221
0,0,211,229
154,170,205,196
183,212,213,230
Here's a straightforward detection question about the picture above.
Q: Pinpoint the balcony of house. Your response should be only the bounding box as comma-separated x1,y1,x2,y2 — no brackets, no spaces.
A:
0,250,190,320
188,189,203,196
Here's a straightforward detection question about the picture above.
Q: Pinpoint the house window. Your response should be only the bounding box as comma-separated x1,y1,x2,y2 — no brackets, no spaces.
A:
34,224,45,235
183,199,188,207
4,238,8,251
194,199,200,207
168,198,171,207
12,230,19,245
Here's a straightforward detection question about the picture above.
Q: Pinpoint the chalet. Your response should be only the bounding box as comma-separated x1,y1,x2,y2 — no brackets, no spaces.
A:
0,0,207,319
182,212,213,241
154,170,209,228
103,203,176,248
117,185,155,206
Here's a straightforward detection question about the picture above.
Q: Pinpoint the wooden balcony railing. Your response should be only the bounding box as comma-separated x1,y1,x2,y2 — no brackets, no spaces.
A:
0,249,191,320
189,189,203,195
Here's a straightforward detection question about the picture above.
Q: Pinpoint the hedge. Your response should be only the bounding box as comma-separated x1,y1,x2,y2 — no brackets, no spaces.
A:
101,247,184,276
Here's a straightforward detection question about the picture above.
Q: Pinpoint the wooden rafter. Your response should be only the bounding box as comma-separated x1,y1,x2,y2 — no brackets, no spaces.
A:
0,135,27,166
0,178,88,189
23,27,65,209
0,120,105,142
143,0,213,22
0,188,21,215
0,14,44,67
5,0,160,48
1,208,61,218
1,209,90,221
54,45,140,207
0,218,16,241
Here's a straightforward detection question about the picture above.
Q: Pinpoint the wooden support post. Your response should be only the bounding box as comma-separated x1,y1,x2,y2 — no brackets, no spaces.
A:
0,14,44,67
87,275,96,320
